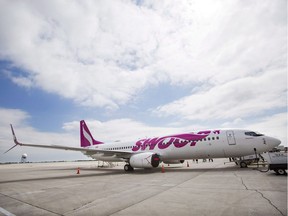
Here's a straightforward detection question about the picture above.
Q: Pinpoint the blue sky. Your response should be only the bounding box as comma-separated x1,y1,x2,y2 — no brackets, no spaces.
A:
0,0,287,162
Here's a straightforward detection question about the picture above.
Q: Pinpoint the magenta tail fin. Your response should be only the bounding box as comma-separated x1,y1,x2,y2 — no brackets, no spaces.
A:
80,120,103,147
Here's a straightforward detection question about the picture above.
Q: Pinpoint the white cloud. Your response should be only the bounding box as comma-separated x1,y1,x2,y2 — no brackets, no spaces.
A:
0,0,171,109
0,0,285,110
248,113,287,145
0,108,30,127
221,118,245,128
0,108,82,162
63,118,182,143
4,70,33,88
154,68,286,120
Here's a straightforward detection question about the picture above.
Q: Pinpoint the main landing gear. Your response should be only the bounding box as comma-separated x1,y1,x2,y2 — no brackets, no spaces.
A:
124,164,134,172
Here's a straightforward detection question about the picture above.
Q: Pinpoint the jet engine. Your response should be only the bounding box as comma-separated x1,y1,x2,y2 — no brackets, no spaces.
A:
129,152,160,168
163,160,185,164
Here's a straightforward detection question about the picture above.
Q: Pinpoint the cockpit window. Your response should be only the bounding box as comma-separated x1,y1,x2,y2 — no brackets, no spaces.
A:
245,131,264,137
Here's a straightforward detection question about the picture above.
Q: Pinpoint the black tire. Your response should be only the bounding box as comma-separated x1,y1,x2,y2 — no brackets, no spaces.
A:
275,169,287,175
124,164,134,172
240,161,248,168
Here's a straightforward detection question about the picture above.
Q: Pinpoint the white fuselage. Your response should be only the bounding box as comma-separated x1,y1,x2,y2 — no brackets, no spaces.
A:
85,129,281,162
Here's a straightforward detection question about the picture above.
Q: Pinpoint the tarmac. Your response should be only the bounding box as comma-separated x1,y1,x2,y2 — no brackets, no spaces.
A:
0,159,287,216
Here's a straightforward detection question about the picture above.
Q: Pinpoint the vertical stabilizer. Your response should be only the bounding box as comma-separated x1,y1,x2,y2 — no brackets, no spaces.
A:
80,120,103,147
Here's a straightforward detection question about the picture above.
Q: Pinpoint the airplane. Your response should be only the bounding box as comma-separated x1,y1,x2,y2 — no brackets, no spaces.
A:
6,120,281,171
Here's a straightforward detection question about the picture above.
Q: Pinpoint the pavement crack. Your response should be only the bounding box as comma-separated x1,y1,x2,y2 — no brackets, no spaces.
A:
239,176,249,190
254,189,285,216
234,173,285,216
64,199,96,214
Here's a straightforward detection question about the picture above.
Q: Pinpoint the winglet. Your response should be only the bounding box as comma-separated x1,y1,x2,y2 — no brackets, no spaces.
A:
4,124,21,154
10,124,20,145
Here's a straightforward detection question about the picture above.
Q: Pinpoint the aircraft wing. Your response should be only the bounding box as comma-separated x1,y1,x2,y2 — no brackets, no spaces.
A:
5,124,133,158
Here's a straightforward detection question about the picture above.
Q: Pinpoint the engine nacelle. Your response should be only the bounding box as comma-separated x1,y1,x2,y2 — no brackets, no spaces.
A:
130,152,160,168
163,160,185,164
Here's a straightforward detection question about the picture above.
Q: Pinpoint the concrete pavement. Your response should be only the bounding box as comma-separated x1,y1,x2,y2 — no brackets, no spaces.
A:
0,159,286,216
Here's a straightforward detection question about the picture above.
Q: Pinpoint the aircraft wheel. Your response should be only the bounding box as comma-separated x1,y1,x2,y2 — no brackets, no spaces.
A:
124,164,134,172
124,164,129,171
240,161,248,168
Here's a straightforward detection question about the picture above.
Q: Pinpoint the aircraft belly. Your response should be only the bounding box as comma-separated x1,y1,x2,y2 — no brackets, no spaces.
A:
90,154,125,162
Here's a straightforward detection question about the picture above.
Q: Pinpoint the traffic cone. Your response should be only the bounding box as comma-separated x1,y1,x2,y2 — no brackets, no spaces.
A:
77,167,80,174
161,164,165,173
187,161,189,167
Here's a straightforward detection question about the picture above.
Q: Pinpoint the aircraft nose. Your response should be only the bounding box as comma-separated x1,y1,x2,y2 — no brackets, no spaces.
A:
274,138,281,146
268,137,281,148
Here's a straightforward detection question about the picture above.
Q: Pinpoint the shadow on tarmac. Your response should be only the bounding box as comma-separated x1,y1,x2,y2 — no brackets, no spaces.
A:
0,169,125,184
2,165,279,184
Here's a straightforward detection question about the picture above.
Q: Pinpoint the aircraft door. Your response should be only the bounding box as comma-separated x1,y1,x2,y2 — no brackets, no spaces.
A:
226,131,236,145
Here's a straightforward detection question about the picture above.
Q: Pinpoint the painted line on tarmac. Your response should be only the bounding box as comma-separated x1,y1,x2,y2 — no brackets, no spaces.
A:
0,207,16,216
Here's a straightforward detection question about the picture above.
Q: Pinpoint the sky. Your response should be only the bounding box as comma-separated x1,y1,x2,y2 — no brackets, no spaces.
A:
0,0,287,163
